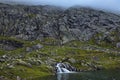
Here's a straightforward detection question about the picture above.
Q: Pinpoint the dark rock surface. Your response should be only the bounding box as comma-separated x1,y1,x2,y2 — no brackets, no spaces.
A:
0,39,23,50
0,3,120,44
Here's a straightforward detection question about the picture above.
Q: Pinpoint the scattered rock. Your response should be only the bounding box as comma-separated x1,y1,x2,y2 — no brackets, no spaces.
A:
0,76,5,80
16,59,32,68
32,44,43,50
26,47,32,52
68,58,76,63
17,76,21,80
27,58,43,65
46,58,56,66
0,39,23,50
26,44,43,52
6,64,15,69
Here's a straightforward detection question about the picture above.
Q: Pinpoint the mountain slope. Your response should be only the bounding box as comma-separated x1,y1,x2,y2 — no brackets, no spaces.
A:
0,3,120,43
0,3,120,80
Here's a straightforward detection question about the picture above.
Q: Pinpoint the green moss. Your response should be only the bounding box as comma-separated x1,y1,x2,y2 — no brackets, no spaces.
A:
27,13,37,18
0,50,6,55
0,65,51,80
41,37,61,45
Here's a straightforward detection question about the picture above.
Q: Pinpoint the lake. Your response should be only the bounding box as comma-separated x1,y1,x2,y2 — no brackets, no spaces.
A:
33,69,120,80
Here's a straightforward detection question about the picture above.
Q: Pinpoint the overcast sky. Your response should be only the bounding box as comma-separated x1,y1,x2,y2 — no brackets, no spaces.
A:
1,0,120,13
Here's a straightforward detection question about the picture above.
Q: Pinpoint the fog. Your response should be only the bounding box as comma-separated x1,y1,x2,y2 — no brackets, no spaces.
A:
0,0,120,13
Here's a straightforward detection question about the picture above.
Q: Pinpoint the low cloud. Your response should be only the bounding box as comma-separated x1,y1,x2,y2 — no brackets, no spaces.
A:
0,0,120,13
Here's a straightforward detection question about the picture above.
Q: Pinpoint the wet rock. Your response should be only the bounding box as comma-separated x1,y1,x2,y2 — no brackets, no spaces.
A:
55,62,81,73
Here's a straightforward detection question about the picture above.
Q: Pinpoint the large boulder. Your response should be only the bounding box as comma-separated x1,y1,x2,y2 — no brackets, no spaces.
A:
26,44,43,52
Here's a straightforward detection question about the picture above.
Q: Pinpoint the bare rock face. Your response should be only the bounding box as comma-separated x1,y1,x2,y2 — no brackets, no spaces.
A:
0,39,23,50
0,3,120,44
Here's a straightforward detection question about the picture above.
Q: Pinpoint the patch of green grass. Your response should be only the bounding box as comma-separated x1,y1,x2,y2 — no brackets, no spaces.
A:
0,50,6,55
0,65,51,80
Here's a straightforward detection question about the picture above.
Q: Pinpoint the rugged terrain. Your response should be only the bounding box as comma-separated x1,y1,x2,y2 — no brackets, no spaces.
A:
0,3,120,80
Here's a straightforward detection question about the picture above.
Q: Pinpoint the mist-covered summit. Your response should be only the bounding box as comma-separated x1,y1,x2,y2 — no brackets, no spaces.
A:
1,0,120,13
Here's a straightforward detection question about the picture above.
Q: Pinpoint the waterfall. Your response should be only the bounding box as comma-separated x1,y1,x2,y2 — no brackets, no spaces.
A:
56,63,63,73
55,63,77,73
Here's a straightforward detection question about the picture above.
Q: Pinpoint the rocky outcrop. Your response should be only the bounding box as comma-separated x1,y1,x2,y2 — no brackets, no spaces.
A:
0,3,120,44
26,44,43,52
0,39,23,50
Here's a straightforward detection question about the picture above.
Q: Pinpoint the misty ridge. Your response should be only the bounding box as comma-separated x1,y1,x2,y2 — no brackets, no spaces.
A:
0,0,120,14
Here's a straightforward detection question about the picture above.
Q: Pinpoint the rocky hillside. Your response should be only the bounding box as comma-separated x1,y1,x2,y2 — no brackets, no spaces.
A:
0,3,120,80
0,3,120,44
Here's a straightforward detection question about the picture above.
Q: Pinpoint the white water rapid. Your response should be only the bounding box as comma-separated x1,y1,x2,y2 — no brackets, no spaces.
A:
56,63,76,73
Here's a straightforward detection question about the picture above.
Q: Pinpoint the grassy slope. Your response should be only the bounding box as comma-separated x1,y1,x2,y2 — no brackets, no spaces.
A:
0,36,120,80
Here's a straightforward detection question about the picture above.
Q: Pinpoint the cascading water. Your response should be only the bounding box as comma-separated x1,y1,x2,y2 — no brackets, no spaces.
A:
56,63,70,73
55,63,77,73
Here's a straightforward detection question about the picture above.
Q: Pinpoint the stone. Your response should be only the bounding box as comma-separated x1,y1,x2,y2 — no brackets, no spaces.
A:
26,44,43,52
2,55,7,58
16,59,32,68
26,47,32,52
17,76,21,80
46,58,56,66
6,64,15,69
0,76,6,80
32,44,43,50
0,59,6,62
68,58,76,63
28,59,43,65
116,42,120,48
